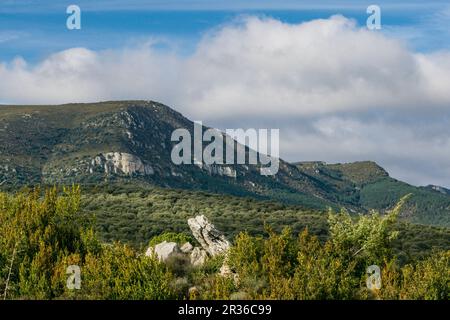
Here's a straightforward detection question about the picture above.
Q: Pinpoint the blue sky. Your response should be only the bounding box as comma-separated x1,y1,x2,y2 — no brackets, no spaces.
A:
1,0,450,187
1,0,450,62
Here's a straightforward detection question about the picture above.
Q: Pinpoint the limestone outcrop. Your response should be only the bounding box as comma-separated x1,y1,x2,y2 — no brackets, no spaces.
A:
180,242,194,253
146,241,180,262
91,152,154,175
145,215,232,275
187,215,230,256
190,247,208,266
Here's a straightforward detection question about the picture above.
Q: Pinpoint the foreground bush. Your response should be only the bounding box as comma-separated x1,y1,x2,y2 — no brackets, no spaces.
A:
202,198,449,300
1,188,448,300
0,187,175,300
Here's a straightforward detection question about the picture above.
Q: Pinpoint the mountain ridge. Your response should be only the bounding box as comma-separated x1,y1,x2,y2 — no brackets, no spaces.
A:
0,100,449,227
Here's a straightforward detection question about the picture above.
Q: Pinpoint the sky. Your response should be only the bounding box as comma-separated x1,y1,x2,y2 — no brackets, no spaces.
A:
1,0,450,188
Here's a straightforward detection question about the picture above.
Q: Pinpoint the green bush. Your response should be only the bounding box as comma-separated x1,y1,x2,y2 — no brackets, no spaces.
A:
149,232,193,247
1,187,448,300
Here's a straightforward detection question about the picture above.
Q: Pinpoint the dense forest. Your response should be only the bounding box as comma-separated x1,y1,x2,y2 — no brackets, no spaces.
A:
79,183,450,265
0,187,448,300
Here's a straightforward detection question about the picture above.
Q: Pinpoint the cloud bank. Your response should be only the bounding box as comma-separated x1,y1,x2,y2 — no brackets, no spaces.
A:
1,15,449,187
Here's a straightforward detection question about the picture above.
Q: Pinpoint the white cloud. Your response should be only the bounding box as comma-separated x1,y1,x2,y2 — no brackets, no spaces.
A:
1,16,449,115
186,15,450,119
0,31,23,43
1,15,450,186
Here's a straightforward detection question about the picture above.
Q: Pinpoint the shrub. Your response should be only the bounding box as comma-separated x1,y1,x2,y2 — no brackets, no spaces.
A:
148,232,193,247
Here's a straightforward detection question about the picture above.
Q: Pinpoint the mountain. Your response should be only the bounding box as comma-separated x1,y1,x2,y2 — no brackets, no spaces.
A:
293,161,450,226
0,100,449,227
424,185,450,195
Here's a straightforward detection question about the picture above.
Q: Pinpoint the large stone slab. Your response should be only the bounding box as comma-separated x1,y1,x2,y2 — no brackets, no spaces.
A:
187,215,230,256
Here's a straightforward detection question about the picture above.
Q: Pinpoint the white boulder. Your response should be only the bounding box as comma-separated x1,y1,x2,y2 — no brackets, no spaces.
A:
180,242,194,253
187,215,230,257
190,247,208,267
146,241,180,262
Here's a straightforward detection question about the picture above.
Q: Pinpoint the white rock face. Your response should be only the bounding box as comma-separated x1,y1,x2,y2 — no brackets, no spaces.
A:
91,152,154,175
215,166,237,178
180,242,194,253
149,241,180,262
194,163,237,178
188,215,230,256
190,247,208,266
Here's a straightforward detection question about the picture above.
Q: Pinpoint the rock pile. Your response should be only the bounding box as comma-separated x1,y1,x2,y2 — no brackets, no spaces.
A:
145,215,230,267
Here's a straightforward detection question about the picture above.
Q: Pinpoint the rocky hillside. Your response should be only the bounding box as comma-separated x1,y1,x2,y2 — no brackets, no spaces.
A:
0,100,449,226
425,185,450,195
294,161,450,226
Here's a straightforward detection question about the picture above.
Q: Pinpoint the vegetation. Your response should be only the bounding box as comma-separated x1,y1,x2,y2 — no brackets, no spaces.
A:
80,184,450,265
359,178,450,226
204,230,449,300
148,232,193,247
296,161,450,227
0,187,175,300
0,187,448,300
1,101,449,229
194,196,449,300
